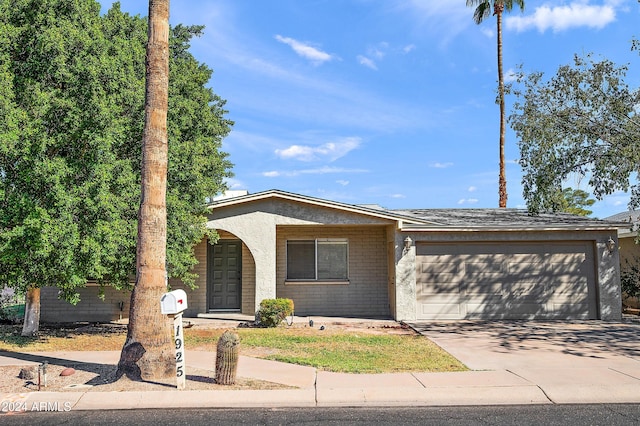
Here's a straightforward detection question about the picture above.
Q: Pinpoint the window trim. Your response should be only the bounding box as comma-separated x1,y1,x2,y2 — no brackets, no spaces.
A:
285,238,349,284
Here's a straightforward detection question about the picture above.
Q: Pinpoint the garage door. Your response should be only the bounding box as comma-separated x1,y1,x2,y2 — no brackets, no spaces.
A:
416,242,598,320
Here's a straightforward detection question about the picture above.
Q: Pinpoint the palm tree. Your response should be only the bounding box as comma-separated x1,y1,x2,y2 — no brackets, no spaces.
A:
467,0,524,208
118,0,174,381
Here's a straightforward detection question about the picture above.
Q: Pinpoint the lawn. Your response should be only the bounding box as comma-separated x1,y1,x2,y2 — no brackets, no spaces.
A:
0,323,467,374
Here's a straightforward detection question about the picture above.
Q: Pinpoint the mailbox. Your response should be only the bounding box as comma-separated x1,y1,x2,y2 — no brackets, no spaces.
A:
160,290,188,315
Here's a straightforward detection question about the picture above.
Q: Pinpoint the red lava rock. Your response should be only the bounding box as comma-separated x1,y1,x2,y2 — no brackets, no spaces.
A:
60,367,76,377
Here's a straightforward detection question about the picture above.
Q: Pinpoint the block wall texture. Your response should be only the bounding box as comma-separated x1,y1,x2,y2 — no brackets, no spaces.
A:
168,238,208,317
275,226,390,317
40,285,131,323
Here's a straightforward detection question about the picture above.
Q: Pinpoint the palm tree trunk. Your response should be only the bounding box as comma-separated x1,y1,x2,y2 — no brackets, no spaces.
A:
118,0,174,381
496,4,508,208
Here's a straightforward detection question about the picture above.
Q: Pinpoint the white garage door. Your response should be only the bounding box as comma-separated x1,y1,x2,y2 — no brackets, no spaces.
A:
416,242,598,320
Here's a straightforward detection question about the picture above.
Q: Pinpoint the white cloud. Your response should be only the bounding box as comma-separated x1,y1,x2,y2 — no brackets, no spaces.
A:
400,0,473,45
403,44,416,54
481,27,494,38
506,3,617,33
357,55,378,70
468,186,477,192
275,35,334,65
336,180,350,186
225,177,246,189
262,166,368,177
458,198,479,205
275,137,361,162
504,68,518,83
390,193,406,199
429,162,454,169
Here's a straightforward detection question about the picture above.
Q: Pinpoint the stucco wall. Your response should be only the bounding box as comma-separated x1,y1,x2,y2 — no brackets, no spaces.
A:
275,225,390,317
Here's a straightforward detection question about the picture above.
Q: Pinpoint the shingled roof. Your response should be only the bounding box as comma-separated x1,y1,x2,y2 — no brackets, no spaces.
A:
391,208,622,229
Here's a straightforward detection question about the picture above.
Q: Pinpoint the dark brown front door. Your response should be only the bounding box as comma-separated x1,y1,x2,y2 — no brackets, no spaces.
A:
207,240,242,311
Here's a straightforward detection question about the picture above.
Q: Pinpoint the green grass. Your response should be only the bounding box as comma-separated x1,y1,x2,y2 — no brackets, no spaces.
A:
186,328,467,374
0,323,467,374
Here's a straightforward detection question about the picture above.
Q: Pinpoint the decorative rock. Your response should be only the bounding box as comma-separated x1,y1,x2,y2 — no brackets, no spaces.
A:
60,367,76,377
18,367,36,380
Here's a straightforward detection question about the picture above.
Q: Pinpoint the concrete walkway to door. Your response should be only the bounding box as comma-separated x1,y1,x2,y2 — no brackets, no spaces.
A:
409,319,640,404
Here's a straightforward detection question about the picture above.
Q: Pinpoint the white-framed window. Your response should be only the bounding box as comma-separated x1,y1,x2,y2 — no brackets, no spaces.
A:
286,239,348,281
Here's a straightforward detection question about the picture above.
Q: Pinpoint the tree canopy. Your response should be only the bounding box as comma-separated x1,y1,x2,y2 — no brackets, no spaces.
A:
560,188,596,217
509,53,640,214
0,0,233,302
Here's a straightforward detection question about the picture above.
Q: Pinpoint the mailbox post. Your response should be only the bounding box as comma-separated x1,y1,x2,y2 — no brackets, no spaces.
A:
160,290,188,390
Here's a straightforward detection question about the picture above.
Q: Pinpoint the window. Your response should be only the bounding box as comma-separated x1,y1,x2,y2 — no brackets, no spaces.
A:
286,239,348,281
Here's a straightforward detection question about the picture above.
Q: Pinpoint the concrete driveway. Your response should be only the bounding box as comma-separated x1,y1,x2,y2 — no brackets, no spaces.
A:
409,319,640,403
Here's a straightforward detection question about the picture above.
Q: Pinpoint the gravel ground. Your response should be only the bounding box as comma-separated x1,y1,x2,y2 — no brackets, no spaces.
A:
0,362,290,393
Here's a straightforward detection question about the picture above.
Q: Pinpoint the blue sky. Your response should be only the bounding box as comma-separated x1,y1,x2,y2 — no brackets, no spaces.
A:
100,0,640,218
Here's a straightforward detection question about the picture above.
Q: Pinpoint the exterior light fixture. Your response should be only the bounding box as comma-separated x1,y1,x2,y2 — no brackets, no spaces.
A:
403,236,413,252
606,237,616,253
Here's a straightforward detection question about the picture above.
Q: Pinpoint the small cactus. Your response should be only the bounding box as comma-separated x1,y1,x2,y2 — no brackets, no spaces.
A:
215,330,240,385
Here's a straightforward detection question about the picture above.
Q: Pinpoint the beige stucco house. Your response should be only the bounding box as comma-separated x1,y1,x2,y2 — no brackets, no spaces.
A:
41,190,624,322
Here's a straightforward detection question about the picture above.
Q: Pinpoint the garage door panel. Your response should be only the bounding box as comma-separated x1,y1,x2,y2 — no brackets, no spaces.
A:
551,302,593,318
507,262,545,276
418,295,464,316
465,280,503,294
416,242,597,320
419,262,460,274
419,303,462,316
417,282,461,295
550,281,589,296
464,261,504,274
548,262,584,275
507,282,547,298
466,303,547,319
417,275,460,286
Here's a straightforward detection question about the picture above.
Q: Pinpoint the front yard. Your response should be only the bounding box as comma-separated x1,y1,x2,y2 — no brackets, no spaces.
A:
0,321,466,374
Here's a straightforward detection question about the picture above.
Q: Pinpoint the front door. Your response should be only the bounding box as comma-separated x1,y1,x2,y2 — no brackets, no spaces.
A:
207,240,242,311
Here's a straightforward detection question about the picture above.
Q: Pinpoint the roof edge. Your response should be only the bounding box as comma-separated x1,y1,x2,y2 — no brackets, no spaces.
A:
207,189,440,226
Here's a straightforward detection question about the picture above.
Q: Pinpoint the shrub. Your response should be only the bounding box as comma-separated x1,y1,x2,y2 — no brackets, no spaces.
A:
255,298,294,327
0,288,25,323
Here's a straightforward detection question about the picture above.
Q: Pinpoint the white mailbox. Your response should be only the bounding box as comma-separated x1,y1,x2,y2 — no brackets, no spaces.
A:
160,290,188,315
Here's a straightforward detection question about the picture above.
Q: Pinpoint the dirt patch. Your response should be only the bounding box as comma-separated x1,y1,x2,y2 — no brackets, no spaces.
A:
0,363,290,394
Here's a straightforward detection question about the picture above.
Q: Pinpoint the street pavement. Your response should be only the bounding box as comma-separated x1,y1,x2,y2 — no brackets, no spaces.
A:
1,317,640,411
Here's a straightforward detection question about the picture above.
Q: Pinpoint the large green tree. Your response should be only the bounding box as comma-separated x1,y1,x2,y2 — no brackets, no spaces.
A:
467,0,525,208
509,54,640,213
0,0,233,336
560,188,596,217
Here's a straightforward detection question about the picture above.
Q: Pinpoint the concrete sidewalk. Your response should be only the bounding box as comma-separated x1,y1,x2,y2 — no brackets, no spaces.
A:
1,319,640,410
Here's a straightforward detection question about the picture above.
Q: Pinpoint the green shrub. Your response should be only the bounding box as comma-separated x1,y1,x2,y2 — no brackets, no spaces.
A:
256,298,294,327
0,288,25,323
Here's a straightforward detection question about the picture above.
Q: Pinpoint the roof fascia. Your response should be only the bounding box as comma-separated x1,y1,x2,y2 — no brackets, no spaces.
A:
400,225,624,232
208,190,438,226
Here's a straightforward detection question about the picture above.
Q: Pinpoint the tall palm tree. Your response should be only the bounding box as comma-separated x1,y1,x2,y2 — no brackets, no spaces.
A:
118,0,174,381
467,0,524,208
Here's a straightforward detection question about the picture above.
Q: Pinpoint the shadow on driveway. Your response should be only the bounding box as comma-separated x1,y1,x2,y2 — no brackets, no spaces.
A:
408,320,640,360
